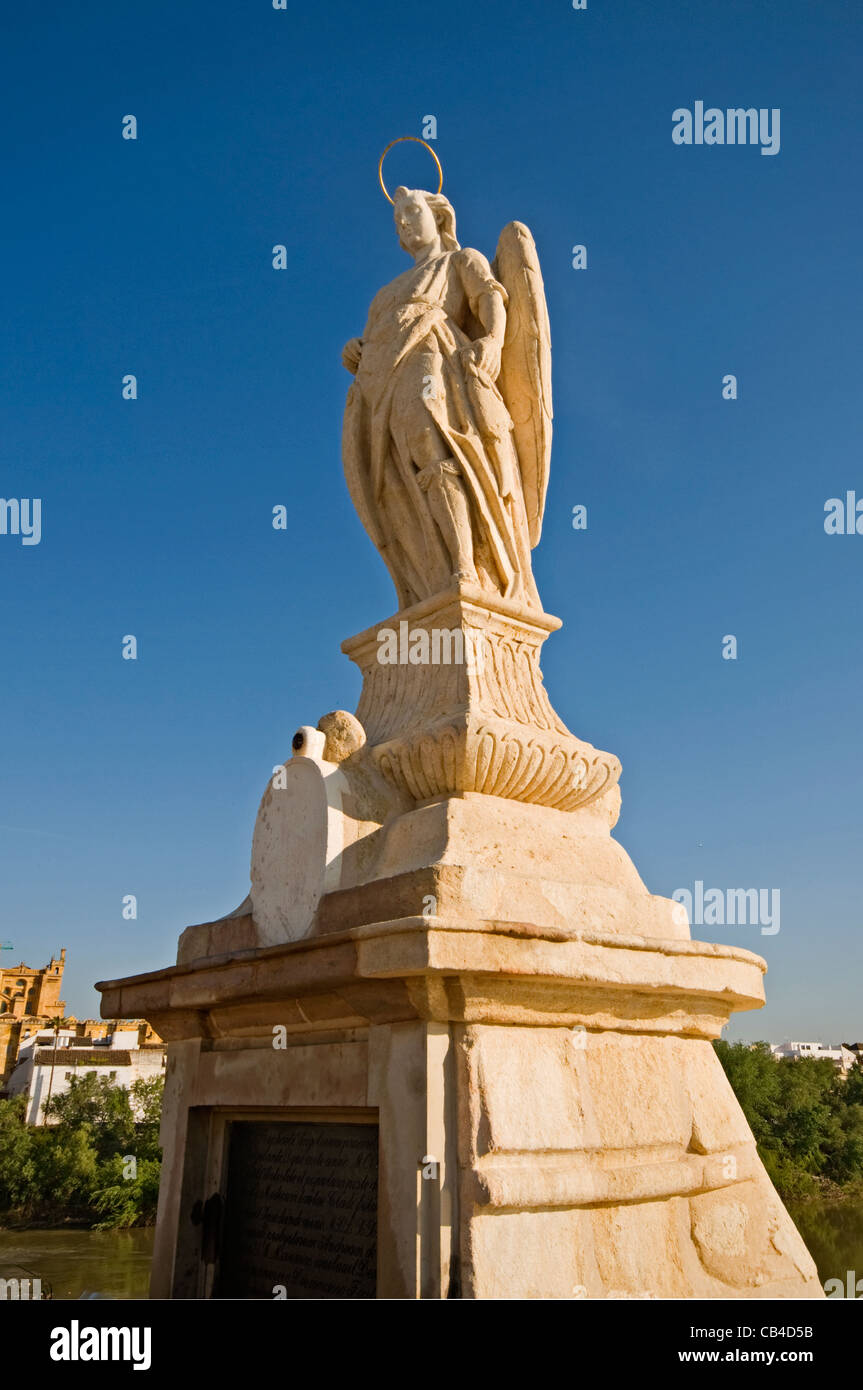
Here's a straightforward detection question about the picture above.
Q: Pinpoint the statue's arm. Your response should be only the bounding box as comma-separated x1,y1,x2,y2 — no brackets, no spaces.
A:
471,291,506,378
342,298,378,375
455,250,508,381
342,336,363,374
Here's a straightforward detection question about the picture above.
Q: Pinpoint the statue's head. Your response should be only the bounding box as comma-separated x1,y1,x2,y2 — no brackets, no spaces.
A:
393,186,459,256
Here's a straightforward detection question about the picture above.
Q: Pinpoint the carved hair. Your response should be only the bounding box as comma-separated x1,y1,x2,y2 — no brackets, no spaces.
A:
394,186,460,253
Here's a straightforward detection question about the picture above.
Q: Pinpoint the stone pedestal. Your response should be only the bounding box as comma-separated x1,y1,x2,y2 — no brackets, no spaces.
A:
342,587,620,811
97,596,822,1299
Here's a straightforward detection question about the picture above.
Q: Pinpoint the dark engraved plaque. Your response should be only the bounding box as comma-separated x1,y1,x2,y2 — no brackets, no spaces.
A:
216,1119,378,1299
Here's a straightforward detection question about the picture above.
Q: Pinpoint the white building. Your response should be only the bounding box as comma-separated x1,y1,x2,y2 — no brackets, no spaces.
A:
770,1041,858,1074
6,1026,166,1123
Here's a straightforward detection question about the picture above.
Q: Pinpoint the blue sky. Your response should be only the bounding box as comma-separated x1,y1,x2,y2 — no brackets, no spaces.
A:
1,0,860,1038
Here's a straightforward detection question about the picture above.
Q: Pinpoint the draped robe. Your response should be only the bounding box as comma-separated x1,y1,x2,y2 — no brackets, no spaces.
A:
343,247,541,611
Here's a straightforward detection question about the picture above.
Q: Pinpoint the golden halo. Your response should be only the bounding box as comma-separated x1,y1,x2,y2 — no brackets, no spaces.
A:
378,136,443,205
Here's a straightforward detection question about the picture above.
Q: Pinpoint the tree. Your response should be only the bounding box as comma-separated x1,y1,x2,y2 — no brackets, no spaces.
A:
715,1042,863,1197
40,1014,65,1125
0,1074,164,1226
0,1096,36,1211
44,1072,135,1160
92,1155,162,1229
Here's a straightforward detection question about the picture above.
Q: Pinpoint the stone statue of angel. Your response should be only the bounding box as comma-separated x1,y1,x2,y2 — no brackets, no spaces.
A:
342,146,552,614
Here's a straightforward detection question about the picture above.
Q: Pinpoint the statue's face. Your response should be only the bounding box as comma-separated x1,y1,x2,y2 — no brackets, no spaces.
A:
394,191,438,255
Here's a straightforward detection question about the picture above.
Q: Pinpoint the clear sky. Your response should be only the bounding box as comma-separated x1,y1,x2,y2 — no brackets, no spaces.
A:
2,0,860,1038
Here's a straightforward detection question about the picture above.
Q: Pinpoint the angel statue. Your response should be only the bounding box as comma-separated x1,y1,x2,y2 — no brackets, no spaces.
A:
342,138,552,614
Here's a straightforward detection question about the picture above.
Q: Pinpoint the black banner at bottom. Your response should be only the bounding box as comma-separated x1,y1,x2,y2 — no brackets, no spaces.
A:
2,1294,856,1376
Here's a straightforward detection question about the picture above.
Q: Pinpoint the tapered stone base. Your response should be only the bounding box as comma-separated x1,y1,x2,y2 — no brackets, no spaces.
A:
97,777,822,1299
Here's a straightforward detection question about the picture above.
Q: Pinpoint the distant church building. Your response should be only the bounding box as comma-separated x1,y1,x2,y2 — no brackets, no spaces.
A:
0,950,67,1082
0,949,66,1021
0,949,160,1092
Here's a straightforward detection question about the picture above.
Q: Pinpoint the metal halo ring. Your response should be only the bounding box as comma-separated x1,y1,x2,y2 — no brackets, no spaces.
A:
378,136,443,205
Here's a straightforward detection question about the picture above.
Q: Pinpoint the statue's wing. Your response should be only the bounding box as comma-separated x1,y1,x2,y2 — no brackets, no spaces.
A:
493,222,552,547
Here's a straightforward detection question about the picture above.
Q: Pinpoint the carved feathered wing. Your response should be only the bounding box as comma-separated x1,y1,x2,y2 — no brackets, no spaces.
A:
493,222,552,548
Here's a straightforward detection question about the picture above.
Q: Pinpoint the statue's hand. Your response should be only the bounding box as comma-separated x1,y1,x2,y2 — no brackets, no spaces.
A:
460,337,501,383
342,337,363,374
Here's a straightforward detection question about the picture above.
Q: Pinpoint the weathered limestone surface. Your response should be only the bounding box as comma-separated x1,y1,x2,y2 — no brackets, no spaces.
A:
96,179,820,1300
98,702,820,1299
99,889,819,1298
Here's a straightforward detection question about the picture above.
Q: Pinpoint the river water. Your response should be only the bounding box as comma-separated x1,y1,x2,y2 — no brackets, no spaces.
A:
1,1201,861,1298
0,1228,154,1300
787,1198,863,1295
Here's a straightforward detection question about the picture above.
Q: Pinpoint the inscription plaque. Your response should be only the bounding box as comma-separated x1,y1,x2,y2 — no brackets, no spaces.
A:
216,1119,378,1299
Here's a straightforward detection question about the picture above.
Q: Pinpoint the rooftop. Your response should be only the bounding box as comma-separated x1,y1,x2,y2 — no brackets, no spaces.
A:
35,1049,132,1067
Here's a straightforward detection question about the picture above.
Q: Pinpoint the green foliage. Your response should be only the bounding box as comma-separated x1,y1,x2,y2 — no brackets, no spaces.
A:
31,1124,100,1206
128,1077,163,1164
91,1154,162,1230
45,1071,136,1158
0,1095,38,1211
0,1074,164,1228
715,1041,863,1198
